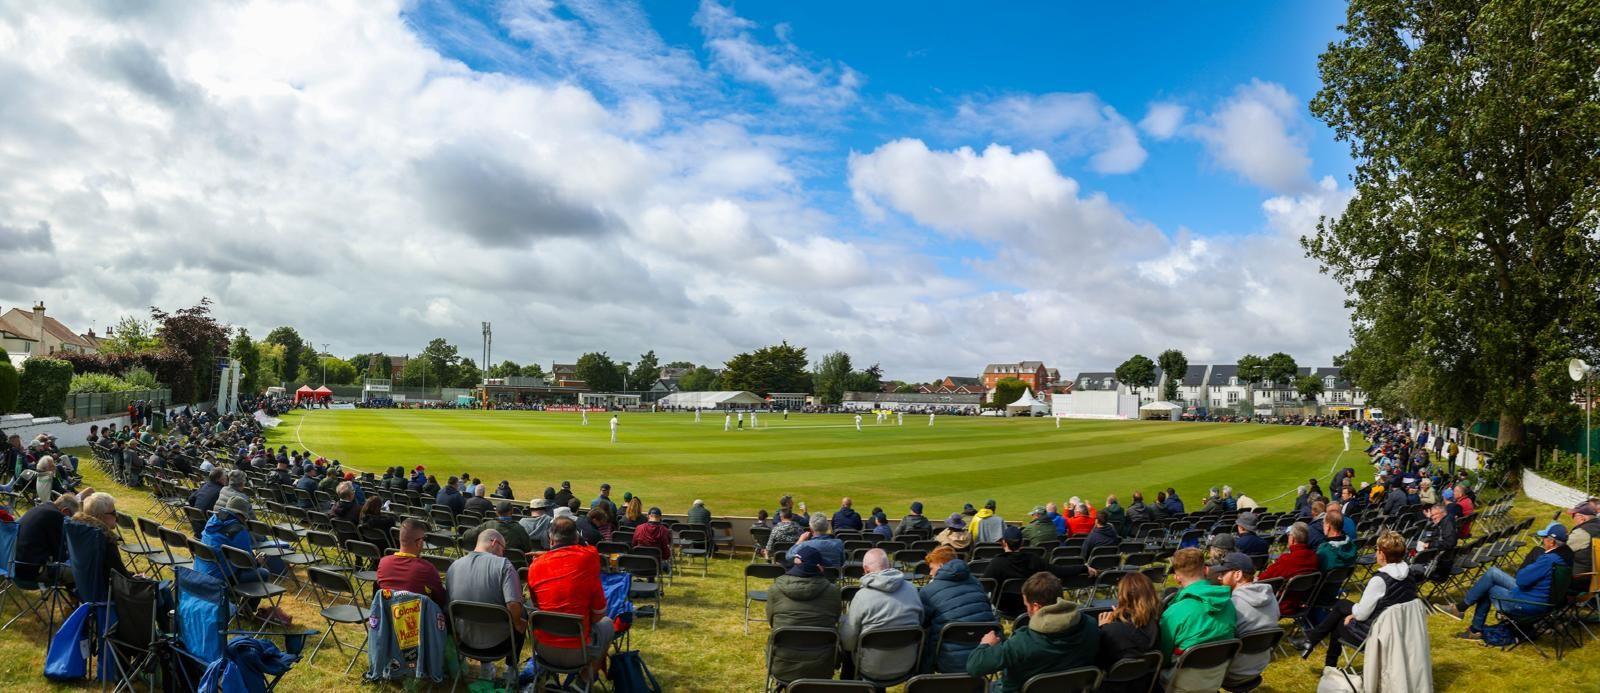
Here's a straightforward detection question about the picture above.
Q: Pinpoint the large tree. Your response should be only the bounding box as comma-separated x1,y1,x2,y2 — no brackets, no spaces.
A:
627,350,661,390
100,316,162,355
720,342,810,395
575,352,624,392
418,338,462,388
520,363,546,379
367,353,392,379
488,360,522,379
1236,354,1266,411
264,326,304,386
319,355,358,385
229,329,260,396
677,365,718,391
843,363,884,393
1296,375,1326,403
812,351,854,404
455,357,482,388
1115,355,1158,398
1157,349,1189,402
989,377,1027,408
1263,352,1299,388
1307,0,1600,453
151,299,229,403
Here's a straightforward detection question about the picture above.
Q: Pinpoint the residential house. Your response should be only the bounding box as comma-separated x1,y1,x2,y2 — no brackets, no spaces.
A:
0,303,96,367
1073,372,1120,392
984,361,1051,391
550,363,585,388
919,375,990,396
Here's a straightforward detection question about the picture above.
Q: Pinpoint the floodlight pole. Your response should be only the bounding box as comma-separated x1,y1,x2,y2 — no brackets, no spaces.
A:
321,343,329,386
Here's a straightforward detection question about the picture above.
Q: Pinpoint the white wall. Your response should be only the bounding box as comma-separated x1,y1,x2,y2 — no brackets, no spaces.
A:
1523,469,1590,509
2,412,132,447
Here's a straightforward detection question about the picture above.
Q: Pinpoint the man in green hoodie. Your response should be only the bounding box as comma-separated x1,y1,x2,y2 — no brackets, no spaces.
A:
967,572,1099,693
1158,548,1237,668
1315,513,1358,570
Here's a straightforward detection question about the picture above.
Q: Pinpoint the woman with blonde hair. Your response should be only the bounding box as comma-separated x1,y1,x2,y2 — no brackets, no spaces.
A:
71,492,133,589
620,496,644,530
1096,571,1161,692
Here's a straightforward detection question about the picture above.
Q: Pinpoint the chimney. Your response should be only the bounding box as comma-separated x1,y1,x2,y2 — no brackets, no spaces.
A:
30,301,45,341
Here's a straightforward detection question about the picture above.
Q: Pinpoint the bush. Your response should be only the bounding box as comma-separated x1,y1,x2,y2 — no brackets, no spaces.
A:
123,367,160,389
69,372,138,393
16,359,73,418
0,360,17,412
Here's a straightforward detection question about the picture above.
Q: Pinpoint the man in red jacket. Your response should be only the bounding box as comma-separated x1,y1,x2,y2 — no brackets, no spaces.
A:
527,517,614,670
629,506,673,571
1258,521,1318,614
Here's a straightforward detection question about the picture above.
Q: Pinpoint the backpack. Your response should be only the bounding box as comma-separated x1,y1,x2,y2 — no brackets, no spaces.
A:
608,650,661,693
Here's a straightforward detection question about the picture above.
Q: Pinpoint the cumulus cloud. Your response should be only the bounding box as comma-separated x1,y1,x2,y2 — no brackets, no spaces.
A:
1192,80,1313,193
954,93,1146,174
1139,101,1185,140
692,0,861,109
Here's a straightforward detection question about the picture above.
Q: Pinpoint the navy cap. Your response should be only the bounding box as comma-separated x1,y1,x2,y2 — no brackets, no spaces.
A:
910,501,923,514
1001,525,1023,545
788,545,824,577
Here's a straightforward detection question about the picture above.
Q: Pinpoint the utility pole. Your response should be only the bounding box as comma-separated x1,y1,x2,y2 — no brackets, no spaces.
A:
321,343,329,386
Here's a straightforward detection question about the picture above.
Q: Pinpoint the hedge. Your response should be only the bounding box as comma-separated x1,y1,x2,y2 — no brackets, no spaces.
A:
16,358,73,419
0,360,17,413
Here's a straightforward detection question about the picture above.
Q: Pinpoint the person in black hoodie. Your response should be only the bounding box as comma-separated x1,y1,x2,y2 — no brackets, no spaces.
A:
983,526,1092,584
831,497,863,532
188,469,226,534
1096,571,1162,693
1125,492,1154,528
552,481,575,509
15,494,78,582
895,501,933,539
1080,512,1121,560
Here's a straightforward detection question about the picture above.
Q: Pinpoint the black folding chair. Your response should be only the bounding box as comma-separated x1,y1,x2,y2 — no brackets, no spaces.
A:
106,573,163,693
932,621,1001,673
1102,651,1161,693
449,600,522,692
1222,627,1285,692
530,610,597,692
851,626,923,687
1022,666,1101,692
743,563,786,634
304,567,370,674
904,672,987,693
787,681,875,692
1164,638,1241,692
618,553,664,630
765,626,839,692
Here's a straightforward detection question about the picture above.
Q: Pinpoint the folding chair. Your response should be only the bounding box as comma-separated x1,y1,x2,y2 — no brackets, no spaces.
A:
137,517,193,579
1222,627,1284,692
618,553,664,630
1102,651,1161,693
766,626,839,693
677,528,711,576
1164,638,1241,692
851,626,923,688
218,544,289,633
788,681,875,692
530,610,597,693
106,573,163,693
1498,564,1574,659
449,600,522,692
931,621,1001,674
114,512,163,574
1022,666,1101,692
743,562,786,634
304,567,370,674
904,673,987,693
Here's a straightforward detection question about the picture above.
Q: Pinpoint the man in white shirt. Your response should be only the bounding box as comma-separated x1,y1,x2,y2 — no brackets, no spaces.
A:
581,408,589,425
854,414,863,431
609,415,619,443
928,412,935,426
724,413,731,431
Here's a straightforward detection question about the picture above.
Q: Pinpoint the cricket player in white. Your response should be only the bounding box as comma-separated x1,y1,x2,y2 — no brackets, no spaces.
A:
694,408,701,423
854,413,863,431
897,411,903,426
1055,415,1061,429
610,415,619,443
1342,423,1351,451
737,411,744,429
751,411,759,428
581,408,589,425
928,412,935,426
724,413,731,431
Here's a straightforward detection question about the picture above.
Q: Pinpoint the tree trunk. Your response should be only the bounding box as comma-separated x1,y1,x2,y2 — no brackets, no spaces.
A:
1497,411,1526,449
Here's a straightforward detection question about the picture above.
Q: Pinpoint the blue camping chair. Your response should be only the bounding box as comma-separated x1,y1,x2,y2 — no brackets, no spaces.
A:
0,520,17,618
52,520,118,683
174,566,316,692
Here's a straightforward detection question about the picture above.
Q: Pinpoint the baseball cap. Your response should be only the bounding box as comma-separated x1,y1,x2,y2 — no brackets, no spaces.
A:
1031,505,1048,516
984,499,997,510
1236,512,1259,532
1208,533,1236,551
1568,502,1597,517
1001,525,1023,545
1536,522,1569,542
910,501,923,514
788,545,824,577
1209,552,1254,577
945,513,966,530
647,507,662,517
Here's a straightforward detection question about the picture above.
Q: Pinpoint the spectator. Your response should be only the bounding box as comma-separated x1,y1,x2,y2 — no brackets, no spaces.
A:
1081,508,1120,560
491,480,515,500
966,572,1099,693
1442,522,1570,639
1065,503,1096,537
971,499,1005,544
618,495,644,531
918,546,991,673
520,499,555,548
1213,553,1279,684
70,492,134,594
1567,502,1599,578
446,529,526,676
574,507,606,545
1161,488,1185,515
552,481,574,509
832,498,863,533
199,496,290,624
591,483,617,517
764,509,803,559
330,481,361,524
895,501,932,540
1095,572,1161,693
464,484,495,516
466,502,535,554
1300,531,1415,667
1233,512,1268,556
935,513,972,551
217,470,255,521
686,499,711,528
870,513,893,541
377,518,448,611
1157,548,1235,668
787,513,845,567
841,548,924,678
1101,494,1127,536
526,517,615,670
765,545,842,683
420,475,441,498
983,526,1092,584
15,493,79,582
267,461,292,488
1418,478,1438,506
359,496,394,548
436,477,466,517
631,507,673,569
1382,483,1407,515
1417,502,1458,556
1021,505,1058,547
189,469,227,532
1124,492,1154,528
1316,513,1358,570
1260,522,1318,613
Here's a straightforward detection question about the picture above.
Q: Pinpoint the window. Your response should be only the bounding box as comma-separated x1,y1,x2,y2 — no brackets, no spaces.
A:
1211,399,1221,407
1227,391,1239,403
1325,376,1336,388
1228,377,1238,386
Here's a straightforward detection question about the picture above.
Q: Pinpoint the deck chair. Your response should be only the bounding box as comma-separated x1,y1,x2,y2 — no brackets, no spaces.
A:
1499,564,1573,659
63,519,115,680
173,565,313,692
106,573,163,693
1022,666,1101,692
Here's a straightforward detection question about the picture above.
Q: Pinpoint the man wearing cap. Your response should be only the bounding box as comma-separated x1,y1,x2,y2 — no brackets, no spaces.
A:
465,501,535,553
894,501,932,540
1021,505,1059,547
552,481,575,509
200,496,291,624
1566,502,1600,578
520,499,555,548
936,512,972,551
971,499,1005,544
1442,522,1571,638
1233,512,1269,556
591,484,617,517
1213,552,1278,686
766,545,842,682
631,507,673,568
982,526,1091,585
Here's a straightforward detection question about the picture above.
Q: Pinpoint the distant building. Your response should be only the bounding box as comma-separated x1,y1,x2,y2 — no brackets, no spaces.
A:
550,363,585,388
919,375,989,396
982,361,1053,391
659,367,691,380
841,391,982,413
1074,363,1366,413
0,302,97,367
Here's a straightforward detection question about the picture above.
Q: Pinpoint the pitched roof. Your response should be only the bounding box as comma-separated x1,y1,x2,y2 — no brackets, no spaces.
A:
945,376,983,387
1207,364,1239,385
1180,364,1208,387
0,308,93,349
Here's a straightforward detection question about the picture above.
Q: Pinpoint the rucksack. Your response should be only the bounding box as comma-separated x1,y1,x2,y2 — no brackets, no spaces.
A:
608,650,661,693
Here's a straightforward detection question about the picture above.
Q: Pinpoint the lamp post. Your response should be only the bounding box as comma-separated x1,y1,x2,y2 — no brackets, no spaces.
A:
1571,358,1593,492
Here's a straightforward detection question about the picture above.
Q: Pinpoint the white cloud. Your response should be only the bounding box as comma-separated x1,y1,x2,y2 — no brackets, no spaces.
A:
1192,80,1313,193
692,0,861,109
954,93,1146,174
1139,101,1185,140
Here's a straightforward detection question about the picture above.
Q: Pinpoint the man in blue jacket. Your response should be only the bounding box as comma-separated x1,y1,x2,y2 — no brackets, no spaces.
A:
1162,487,1185,515
832,497,863,532
1443,522,1570,637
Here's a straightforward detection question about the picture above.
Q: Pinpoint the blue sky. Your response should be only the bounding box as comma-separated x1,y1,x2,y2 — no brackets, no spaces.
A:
0,1,1360,379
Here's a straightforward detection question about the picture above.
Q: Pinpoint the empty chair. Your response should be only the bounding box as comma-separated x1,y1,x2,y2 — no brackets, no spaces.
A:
1022,666,1101,693
904,673,987,693
1163,638,1241,692
304,566,371,674
1101,651,1161,693
787,681,875,692
743,563,787,634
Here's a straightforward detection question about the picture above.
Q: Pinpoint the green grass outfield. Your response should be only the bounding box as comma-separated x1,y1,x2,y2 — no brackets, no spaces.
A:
269,410,1359,515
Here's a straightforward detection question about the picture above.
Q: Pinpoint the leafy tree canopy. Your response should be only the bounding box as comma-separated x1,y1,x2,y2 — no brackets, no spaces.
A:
1115,354,1158,390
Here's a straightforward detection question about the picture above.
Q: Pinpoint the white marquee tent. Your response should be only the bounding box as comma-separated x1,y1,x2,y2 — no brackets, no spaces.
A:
658,391,766,409
1139,400,1182,421
1005,388,1049,416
